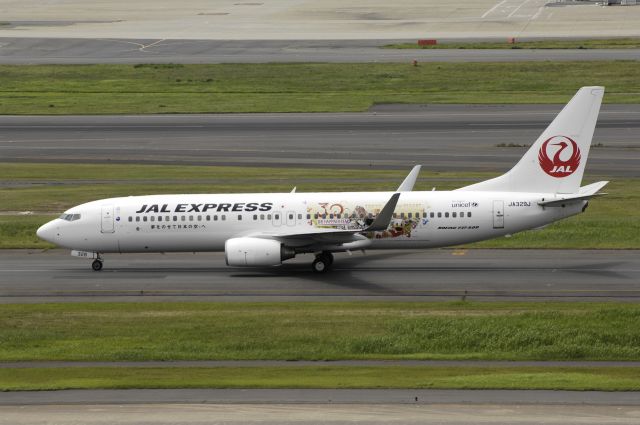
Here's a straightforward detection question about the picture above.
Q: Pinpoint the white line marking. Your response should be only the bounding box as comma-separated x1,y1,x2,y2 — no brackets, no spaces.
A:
481,0,509,19
508,0,531,18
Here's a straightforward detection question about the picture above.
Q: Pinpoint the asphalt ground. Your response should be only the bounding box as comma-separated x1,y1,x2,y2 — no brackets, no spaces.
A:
1,402,639,425
2,38,640,64
2,388,640,406
1,249,637,303
1,105,639,176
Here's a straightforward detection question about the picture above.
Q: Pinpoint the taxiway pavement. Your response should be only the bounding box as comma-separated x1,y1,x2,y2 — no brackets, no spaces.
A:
2,38,640,64
1,105,639,176
1,402,639,425
1,249,638,303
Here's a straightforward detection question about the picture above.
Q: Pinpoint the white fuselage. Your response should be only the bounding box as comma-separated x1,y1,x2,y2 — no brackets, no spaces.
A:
38,190,585,254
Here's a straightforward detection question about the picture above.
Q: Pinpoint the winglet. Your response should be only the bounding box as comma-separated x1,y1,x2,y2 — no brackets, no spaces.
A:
365,193,401,232
291,187,297,193
397,165,421,192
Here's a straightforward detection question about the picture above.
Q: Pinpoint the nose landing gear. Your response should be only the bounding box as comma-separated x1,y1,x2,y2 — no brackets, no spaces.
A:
312,251,334,273
91,254,103,271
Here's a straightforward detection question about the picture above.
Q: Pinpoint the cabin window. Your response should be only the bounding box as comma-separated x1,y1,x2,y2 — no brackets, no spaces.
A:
275,214,280,220
173,216,177,222
267,214,272,220
222,215,226,221
197,215,202,221
430,212,434,218
417,212,421,218
150,216,155,222
253,214,258,220
136,216,140,222
314,213,319,219
143,216,148,222
181,216,186,222
213,215,218,221
408,213,412,219
298,214,302,220
189,216,193,222
445,212,449,218
468,212,472,218
238,215,242,221
158,216,162,222
322,214,327,219
437,212,441,218
452,212,457,218
166,216,170,222
289,214,294,220
128,217,132,222
393,213,397,219
306,214,310,220
260,214,265,220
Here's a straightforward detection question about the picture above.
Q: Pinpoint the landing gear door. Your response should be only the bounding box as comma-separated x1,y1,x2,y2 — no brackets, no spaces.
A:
101,205,115,233
493,200,504,229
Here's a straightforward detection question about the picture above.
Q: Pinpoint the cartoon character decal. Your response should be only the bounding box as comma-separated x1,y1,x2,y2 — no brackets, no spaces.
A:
307,201,426,239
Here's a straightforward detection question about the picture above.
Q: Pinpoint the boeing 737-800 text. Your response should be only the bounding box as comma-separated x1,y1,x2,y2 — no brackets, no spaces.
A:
37,87,608,273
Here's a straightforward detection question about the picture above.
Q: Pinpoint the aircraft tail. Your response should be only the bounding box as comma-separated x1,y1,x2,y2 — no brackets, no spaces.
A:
458,86,604,194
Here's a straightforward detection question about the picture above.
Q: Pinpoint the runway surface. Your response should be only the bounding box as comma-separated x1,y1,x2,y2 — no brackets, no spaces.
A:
2,38,640,64
2,105,639,176
1,249,638,303
3,388,640,406
2,402,639,425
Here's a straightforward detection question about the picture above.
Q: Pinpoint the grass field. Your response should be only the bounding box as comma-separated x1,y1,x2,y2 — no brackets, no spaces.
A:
0,62,639,114
2,302,640,362
385,38,640,50
2,366,639,391
1,163,637,249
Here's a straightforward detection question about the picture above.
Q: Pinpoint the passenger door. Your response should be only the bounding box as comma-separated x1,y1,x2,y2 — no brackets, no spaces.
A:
492,200,504,229
101,205,115,233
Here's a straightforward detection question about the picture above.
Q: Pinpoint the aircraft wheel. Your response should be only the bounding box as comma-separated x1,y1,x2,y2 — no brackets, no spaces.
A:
91,259,103,272
312,257,329,273
321,251,334,266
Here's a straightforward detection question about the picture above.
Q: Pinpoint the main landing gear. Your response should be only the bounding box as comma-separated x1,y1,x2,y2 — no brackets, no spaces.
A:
91,254,103,272
312,251,334,273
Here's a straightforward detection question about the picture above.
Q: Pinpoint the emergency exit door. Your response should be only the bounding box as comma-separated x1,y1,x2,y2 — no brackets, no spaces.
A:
493,200,504,229
101,205,115,233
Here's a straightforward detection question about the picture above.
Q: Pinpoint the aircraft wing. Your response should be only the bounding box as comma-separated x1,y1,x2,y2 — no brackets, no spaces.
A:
244,192,400,248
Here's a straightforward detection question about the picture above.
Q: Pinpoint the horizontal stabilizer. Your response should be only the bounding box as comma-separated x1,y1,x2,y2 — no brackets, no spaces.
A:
538,181,608,207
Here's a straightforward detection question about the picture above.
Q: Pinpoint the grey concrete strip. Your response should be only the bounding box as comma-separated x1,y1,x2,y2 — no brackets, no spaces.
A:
2,389,640,406
0,249,639,303
1,106,638,175
2,360,640,368
1,38,640,64
1,403,639,425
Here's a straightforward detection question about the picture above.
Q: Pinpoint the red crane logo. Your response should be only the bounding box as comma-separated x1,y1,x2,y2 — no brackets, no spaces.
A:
538,136,581,178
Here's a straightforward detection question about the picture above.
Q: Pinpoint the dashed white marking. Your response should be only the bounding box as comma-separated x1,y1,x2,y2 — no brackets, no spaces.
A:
508,0,532,18
481,0,509,19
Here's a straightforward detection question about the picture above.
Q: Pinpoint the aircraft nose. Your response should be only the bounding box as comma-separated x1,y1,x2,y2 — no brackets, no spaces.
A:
36,221,57,243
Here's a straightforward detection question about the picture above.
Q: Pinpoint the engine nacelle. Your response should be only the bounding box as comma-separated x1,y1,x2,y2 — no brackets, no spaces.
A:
224,237,295,267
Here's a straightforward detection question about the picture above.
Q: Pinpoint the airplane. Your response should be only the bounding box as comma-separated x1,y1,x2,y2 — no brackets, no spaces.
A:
37,86,608,273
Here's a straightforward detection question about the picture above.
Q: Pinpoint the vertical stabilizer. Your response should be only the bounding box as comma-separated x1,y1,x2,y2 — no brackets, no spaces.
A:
458,87,604,194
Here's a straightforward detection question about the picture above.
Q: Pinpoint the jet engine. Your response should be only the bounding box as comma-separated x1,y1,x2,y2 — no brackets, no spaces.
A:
225,237,295,267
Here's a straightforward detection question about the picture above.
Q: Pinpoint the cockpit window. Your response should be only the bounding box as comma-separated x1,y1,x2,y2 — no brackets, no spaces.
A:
59,213,81,221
